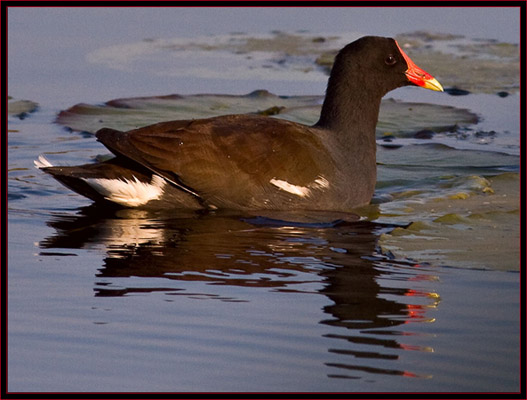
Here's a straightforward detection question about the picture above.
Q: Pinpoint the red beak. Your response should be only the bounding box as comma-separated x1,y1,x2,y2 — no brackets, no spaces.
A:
395,41,443,92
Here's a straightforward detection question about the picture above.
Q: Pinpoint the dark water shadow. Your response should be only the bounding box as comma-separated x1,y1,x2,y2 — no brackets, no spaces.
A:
39,205,439,380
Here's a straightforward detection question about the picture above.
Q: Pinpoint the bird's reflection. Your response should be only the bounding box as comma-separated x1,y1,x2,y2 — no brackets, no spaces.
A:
40,205,439,380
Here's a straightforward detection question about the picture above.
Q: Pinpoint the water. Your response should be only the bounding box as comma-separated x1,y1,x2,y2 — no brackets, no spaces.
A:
8,205,520,392
7,7,521,393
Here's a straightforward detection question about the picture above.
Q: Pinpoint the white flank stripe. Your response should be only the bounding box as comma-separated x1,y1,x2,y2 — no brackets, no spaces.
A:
270,178,311,197
34,155,53,169
85,175,166,207
270,175,330,198
313,176,330,189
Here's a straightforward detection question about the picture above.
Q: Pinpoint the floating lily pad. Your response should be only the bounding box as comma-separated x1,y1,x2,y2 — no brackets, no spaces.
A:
369,143,519,271
377,172,519,271
377,143,519,182
376,99,478,135
8,97,39,119
86,30,519,94
87,31,342,81
56,90,478,138
375,144,519,220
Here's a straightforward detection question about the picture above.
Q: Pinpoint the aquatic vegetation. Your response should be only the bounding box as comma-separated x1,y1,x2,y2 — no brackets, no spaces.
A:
377,172,519,271
56,90,478,137
8,97,39,120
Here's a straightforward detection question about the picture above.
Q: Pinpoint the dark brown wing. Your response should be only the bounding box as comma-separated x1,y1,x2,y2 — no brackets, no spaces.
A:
96,114,334,208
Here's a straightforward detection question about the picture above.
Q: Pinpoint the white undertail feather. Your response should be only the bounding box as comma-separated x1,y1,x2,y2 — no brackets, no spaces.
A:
34,155,53,169
84,175,166,207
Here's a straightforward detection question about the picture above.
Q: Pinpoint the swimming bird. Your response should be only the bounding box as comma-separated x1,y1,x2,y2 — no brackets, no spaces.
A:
36,36,443,211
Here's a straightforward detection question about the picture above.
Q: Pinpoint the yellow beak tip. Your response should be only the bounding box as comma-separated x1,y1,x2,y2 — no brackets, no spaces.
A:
425,78,444,92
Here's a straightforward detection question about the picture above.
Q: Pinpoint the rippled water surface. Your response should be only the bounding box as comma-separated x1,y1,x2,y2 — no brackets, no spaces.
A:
7,7,521,393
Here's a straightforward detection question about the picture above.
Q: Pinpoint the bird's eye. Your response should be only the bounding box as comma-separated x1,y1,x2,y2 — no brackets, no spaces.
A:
385,55,397,66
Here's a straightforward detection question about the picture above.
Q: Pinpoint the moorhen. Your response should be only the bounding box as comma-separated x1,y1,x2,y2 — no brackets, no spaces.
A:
36,36,443,211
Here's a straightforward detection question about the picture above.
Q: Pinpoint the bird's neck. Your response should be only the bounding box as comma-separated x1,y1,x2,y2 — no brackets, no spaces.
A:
314,71,383,157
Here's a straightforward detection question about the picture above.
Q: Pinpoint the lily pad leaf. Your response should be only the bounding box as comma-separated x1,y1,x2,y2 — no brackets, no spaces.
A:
378,172,519,271
87,31,519,94
8,98,39,119
56,90,478,138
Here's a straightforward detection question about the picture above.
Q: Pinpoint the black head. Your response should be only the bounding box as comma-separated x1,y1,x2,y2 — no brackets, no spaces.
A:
331,36,443,96
316,36,442,131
